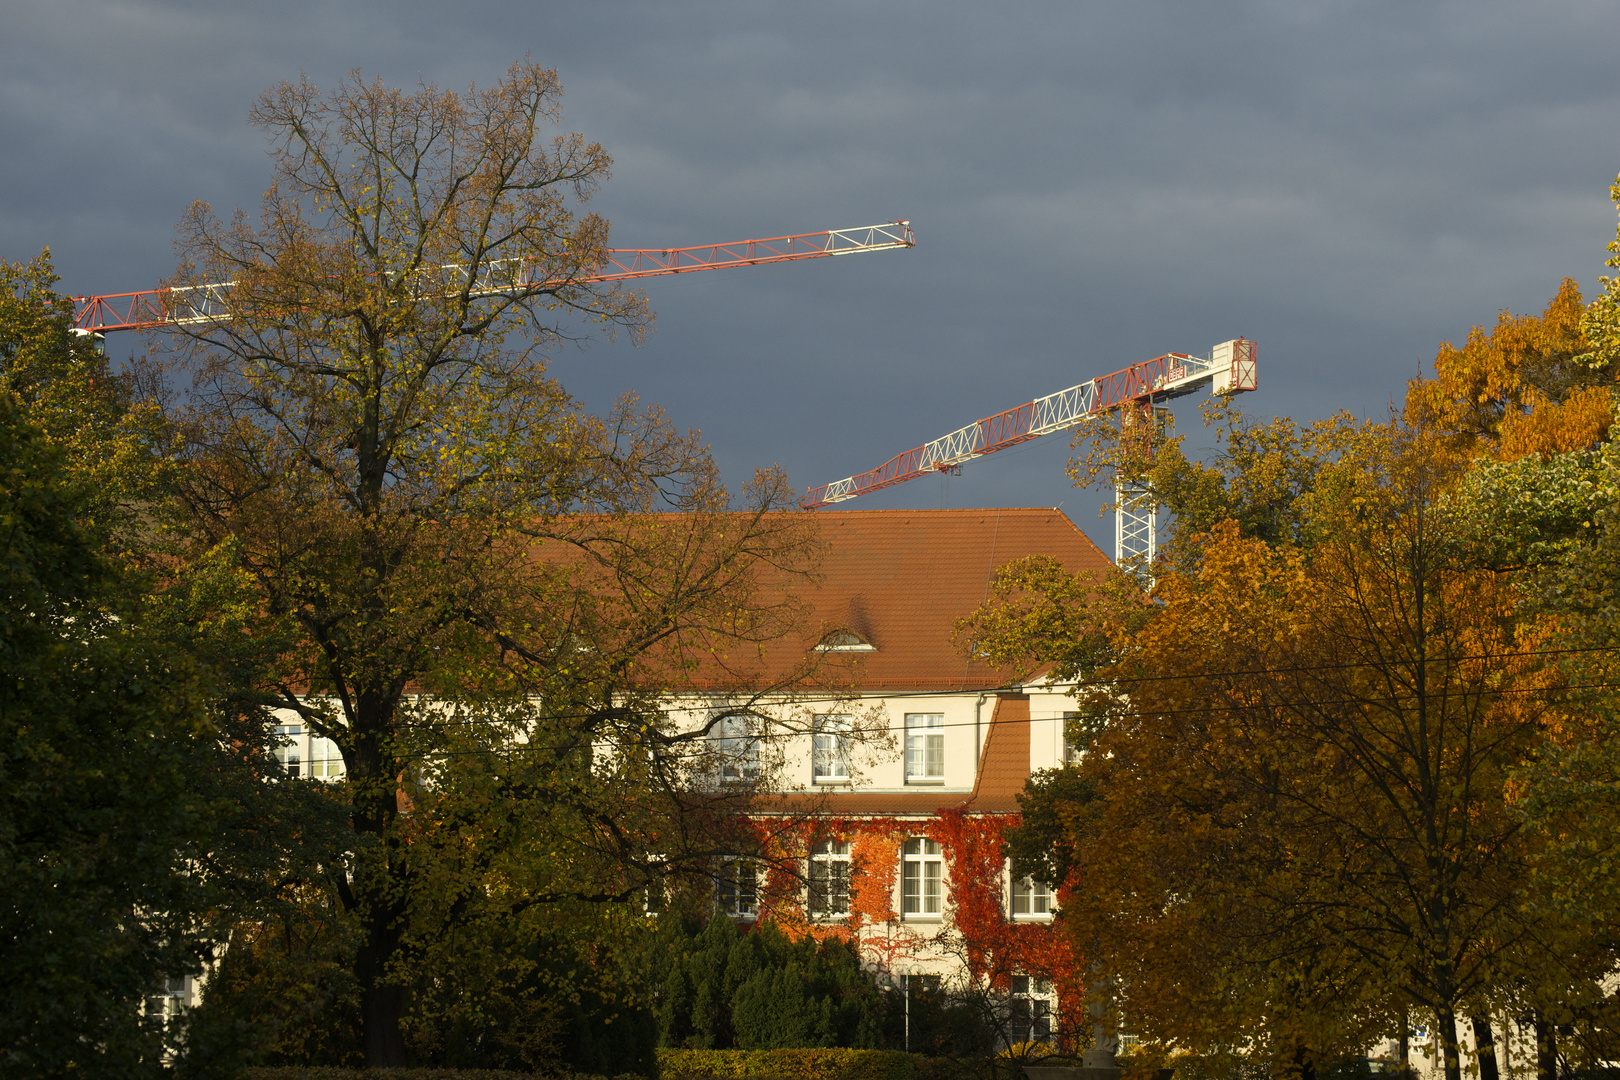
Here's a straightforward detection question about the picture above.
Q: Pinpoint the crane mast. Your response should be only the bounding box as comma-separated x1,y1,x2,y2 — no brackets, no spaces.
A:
801,339,1258,569
71,220,913,333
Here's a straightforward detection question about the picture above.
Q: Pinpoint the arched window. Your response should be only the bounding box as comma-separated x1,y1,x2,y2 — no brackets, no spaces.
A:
815,629,876,652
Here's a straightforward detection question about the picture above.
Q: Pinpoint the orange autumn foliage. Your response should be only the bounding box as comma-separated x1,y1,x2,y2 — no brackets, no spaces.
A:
1065,425,1564,1080
1406,278,1613,460
1498,384,1615,460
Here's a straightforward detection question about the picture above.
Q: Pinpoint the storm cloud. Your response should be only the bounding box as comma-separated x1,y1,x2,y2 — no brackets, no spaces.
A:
4,1,1618,550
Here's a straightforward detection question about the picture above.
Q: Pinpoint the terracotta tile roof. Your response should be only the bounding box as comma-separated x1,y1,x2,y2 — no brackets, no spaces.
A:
756,507,1111,693
961,693,1030,813
525,506,1108,694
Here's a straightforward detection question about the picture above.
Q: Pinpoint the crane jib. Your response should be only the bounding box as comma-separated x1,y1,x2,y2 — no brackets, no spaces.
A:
799,339,1259,567
68,220,914,334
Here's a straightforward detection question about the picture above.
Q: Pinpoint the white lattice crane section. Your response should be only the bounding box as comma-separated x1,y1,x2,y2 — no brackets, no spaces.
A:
803,339,1258,569
71,221,914,333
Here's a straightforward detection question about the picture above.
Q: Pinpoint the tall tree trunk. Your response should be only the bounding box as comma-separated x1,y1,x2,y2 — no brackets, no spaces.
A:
1535,1013,1558,1080
1472,1015,1499,1080
357,875,409,1067
362,980,408,1066
352,686,410,1068
1292,1041,1315,1080
1399,1010,1411,1080
1437,1002,1463,1080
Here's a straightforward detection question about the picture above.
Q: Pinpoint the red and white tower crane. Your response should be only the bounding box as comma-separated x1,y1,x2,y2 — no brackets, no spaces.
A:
70,220,914,333
801,339,1259,569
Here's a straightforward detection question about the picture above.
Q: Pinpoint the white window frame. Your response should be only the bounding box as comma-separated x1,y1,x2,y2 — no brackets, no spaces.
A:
275,722,345,780
1010,874,1054,918
808,839,852,918
1009,973,1056,1045
146,975,191,1024
901,837,943,917
308,732,344,778
274,723,303,778
1063,710,1083,765
904,712,945,784
815,630,876,653
716,858,759,920
713,711,760,783
812,714,851,783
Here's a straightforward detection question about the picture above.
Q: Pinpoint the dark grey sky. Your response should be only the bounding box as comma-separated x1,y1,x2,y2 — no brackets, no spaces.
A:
5,1,1619,551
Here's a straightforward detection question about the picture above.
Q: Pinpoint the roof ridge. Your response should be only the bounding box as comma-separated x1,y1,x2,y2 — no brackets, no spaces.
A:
818,506,1065,514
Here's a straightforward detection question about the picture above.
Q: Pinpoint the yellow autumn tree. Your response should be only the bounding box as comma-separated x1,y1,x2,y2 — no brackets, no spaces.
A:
970,180,1620,1080
1059,424,1566,1080
1405,277,1614,461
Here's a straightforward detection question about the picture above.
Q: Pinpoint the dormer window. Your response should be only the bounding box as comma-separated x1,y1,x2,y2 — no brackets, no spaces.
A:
815,630,876,653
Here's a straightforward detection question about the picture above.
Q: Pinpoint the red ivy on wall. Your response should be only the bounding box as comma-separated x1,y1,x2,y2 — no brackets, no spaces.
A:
750,810,1083,1038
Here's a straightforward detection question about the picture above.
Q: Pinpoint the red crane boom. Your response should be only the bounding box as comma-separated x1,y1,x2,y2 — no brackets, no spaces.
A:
802,340,1256,510
71,220,914,333
801,339,1258,568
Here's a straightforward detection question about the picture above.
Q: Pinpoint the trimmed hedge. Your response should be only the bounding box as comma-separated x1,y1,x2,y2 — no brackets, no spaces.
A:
657,1048,914,1080
239,1047,976,1080
908,1057,990,1080
244,1070,628,1080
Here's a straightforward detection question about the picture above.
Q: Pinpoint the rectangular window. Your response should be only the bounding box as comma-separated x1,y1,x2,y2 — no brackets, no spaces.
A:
901,837,943,916
1063,711,1083,764
715,712,760,782
308,735,344,778
905,713,945,783
146,975,191,1024
1011,876,1053,917
808,840,852,917
812,715,851,782
274,724,302,778
1010,974,1054,1044
717,859,758,920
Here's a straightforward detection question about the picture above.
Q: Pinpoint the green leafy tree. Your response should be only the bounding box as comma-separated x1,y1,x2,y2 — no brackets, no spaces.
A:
1581,171,1620,377
1,248,350,1079
0,392,221,1078
1458,445,1620,1076
0,250,169,558
1000,765,1095,901
1067,397,1349,576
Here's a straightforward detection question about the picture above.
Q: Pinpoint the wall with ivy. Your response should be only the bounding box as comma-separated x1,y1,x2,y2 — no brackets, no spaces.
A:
751,810,1083,1049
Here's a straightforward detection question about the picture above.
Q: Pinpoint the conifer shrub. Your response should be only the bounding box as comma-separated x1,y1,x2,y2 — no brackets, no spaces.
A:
656,918,883,1050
